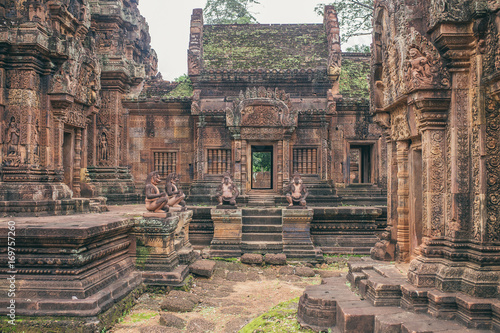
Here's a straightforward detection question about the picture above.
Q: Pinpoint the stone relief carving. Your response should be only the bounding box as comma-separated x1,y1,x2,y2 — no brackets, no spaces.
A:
390,105,411,141
3,116,21,167
485,95,500,242
227,87,298,139
429,0,473,28
404,29,450,92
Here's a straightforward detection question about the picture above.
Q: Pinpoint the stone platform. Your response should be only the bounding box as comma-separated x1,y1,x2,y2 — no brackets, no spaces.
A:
0,205,195,331
193,206,383,258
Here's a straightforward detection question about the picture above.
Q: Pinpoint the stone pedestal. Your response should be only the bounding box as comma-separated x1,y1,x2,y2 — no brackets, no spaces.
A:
282,208,321,260
210,208,242,258
132,211,192,286
0,215,140,319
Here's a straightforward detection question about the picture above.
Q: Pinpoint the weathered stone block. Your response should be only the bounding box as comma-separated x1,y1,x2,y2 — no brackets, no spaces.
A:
264,253,287,265
295,267,316,277
240,253,263,265
189,259,216,278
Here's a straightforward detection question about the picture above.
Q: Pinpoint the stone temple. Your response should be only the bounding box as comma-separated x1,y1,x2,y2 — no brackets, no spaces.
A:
0,0,499,332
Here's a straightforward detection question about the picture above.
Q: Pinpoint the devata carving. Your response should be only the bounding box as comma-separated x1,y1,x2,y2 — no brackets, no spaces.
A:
216,172,239,206
3,116,21,167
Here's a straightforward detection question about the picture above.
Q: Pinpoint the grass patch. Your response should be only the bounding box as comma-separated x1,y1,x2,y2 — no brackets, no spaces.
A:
211,257,240,262
121,311,158,324
239,297,315,333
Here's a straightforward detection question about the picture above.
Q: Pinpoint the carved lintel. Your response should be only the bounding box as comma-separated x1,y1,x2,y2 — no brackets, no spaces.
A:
49,93,74,110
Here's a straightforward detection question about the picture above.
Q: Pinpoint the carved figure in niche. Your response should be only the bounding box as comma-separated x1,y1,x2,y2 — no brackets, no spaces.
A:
216,172,239,206
4,117,21,166
285,172,309,207
165,173,186,210
407,47,432,87
145,171,169,212
98,131,108,162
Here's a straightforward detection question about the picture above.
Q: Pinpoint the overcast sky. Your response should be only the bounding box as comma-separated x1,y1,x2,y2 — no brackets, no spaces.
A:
138,1,370,81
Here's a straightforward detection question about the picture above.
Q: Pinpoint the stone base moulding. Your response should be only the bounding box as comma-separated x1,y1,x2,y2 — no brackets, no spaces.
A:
209,208,243,258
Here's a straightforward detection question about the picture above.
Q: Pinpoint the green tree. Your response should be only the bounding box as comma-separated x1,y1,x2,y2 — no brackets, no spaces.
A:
163,74,193,98
315,0,373,44
204,0,260,24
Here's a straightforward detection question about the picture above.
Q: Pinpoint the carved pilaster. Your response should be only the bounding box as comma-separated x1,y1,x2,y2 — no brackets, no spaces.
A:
73,128,82,197
195,115,205,180
396,140,410,261
277,140,283,191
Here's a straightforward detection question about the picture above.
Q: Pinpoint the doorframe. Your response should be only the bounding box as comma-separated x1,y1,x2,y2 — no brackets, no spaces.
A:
246,141,278,192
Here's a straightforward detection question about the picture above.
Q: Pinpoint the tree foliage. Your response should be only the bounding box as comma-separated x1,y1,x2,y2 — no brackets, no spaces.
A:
164,74,193,98
315,0,373,44
204,0,260,24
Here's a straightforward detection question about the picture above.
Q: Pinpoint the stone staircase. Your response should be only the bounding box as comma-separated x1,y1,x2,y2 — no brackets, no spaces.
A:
336,183,387,206
247,191,276,207
298,257,496,332
241,208,283,253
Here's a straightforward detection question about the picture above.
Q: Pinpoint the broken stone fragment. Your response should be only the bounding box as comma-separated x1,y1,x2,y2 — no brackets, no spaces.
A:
264,253,287,265
240,253,263,265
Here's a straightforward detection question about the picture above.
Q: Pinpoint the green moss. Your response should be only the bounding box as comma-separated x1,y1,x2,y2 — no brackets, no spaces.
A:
239,297,315,333
203,25,328,70
211,256,239,262
135,246,153,269
339,58,370,99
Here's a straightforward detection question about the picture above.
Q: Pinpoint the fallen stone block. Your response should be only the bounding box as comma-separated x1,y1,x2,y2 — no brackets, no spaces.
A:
240,253,263,265
295,267,316,277
189,259,216,278
264,253,287,265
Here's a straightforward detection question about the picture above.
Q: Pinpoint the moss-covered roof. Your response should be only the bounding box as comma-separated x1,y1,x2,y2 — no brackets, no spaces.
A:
202,24,328,70
339,53,370,100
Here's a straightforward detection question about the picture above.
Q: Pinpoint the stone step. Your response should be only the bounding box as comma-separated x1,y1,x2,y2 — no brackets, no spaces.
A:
298,274,487,333
242,225,282,233
242,208,282,216
375,311,485,333
241,241,283,253
242,233,282,242
242,216,282,225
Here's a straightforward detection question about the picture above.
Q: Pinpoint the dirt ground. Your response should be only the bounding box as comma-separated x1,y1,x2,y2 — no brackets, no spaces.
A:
110,260,344,333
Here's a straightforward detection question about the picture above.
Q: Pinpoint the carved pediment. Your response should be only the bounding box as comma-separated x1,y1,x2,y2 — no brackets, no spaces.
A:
226,87,298,139
404,28,450,92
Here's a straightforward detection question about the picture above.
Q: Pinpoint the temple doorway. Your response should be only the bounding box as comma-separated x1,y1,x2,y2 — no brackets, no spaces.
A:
251,145,273,189
63,131,74,189
349,145,371,184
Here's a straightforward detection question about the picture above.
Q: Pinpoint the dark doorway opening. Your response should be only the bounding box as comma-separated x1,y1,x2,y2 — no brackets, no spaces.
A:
63,131,74,189
251,146,273,189
349,145,371,183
